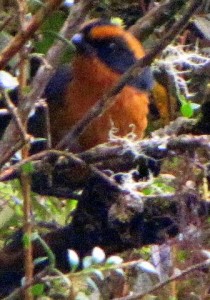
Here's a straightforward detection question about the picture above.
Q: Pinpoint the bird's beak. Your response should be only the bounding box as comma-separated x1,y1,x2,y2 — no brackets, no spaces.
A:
71,33,84,47
71,33,94,55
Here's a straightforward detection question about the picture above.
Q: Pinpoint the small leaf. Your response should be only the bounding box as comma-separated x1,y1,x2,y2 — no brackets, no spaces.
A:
34,11,66,54
63,0,74,7
201,250,210,259
82,255,93,269
86,277,99,292
31,232,39,241
34,233,55,267
0,71,19,90
92,270,104,281
190,102,200,110
111,17,124,27
106,255,123,265
114,268,125,277
67,249,80,271
91,247,106,264
31,283,45,296
136,260,158,275
32,137,47,142
180,101,193,118
66,199,78,211
33,256,48,266
21,277,26,286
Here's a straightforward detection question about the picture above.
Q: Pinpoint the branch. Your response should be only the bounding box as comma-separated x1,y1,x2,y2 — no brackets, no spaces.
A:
129,0,186,42
1,90,29,143
0,0,64,69
0,132,209,198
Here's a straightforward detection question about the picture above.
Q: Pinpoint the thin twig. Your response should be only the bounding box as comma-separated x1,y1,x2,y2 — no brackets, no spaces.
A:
17,0,34,298
20,171,34,300
1,90,29,142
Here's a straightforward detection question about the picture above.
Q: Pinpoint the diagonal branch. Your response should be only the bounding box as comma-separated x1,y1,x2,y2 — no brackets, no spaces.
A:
129,0,186,42
0,0,64,69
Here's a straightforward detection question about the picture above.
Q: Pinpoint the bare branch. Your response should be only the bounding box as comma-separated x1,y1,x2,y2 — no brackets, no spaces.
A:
1,90,29,143
129,0,186,42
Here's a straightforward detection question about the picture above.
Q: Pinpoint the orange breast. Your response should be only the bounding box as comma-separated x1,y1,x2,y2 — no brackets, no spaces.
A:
49,55,149,151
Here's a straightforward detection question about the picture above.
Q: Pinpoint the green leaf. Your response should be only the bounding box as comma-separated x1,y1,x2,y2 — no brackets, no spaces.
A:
33,256,48,266
180,101,193,118
34,233,56,267
177,93,199,118
106,255,123,265
66,199,78,212
31,283,45,296
34,11,66,54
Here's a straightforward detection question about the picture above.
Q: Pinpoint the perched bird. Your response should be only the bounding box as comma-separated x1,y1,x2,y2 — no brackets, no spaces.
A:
0,19,153,152
44,19,153,151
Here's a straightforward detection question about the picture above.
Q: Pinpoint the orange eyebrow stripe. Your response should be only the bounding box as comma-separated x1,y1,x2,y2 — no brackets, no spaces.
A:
90,25,124,39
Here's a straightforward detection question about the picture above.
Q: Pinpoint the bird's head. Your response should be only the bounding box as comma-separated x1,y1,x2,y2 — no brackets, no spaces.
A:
71,19,154,91
71,19,145,74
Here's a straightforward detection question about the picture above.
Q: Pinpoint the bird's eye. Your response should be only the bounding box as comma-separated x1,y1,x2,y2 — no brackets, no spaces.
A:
108,42,117,49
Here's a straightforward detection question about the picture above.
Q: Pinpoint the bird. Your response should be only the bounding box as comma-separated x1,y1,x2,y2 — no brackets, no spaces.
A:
0,19,153,152
33,18,154,152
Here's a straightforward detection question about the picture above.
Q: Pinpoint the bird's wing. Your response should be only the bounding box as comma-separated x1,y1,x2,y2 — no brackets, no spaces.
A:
44,64,73,104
